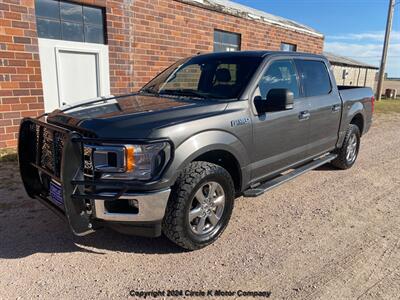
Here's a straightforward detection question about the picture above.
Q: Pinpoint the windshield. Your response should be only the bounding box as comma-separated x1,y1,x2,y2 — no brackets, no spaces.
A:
140,55,263,100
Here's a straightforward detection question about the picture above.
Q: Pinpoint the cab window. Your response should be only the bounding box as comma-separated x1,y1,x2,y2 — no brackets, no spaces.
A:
255,59,300,100
295,60,332,97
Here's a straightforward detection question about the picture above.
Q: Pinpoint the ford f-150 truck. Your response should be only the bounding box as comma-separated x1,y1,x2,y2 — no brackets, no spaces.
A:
18,51,374,250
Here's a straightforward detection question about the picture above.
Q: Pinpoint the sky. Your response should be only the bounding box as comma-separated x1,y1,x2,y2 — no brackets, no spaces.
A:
233,0,400,77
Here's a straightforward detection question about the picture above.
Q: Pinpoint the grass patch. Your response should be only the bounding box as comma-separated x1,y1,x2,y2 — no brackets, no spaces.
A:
0,148,18,162
375,99,400,114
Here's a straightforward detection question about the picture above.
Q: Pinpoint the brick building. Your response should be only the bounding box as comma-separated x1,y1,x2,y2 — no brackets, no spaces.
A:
0,0,324,149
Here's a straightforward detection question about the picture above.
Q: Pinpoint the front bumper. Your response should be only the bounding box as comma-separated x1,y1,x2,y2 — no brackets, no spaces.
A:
93,189,170,222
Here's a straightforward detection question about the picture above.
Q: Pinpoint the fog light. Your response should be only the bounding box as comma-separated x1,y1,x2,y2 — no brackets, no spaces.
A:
128,199,138,209
104,199,138,214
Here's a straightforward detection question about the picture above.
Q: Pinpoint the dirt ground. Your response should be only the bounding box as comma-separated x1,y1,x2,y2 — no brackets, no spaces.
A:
1,113,399,300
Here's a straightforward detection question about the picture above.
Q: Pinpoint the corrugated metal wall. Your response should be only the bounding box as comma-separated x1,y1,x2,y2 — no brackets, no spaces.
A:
330,65,377,90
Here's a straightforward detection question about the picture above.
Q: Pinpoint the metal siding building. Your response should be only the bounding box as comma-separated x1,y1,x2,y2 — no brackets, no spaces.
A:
324,52,379,90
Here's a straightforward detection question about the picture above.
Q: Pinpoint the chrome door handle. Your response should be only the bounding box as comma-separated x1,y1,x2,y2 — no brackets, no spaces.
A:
332,104,341,112
299,110,311,120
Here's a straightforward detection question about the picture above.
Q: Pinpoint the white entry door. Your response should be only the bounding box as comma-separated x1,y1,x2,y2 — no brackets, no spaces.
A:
56,49,100,105
38,38,110,112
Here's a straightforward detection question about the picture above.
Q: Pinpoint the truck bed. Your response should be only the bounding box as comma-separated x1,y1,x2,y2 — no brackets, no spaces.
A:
338,86,374,103
337,85,374,137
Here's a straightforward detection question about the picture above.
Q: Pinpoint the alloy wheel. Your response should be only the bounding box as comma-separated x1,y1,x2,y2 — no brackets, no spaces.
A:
188,181,225,235
346,133,358,164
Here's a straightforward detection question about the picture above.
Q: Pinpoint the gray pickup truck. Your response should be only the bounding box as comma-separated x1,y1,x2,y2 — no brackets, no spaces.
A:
19,51,374,250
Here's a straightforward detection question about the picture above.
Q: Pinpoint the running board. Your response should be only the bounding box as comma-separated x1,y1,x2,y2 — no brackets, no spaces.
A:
243,154,337,197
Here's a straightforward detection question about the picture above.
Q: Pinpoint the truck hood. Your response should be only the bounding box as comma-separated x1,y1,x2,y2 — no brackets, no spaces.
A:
47,94,228,139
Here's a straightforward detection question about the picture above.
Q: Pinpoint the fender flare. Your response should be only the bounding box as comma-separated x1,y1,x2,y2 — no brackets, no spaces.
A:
164,130,250,186
346,102,365,124
338,101,366,147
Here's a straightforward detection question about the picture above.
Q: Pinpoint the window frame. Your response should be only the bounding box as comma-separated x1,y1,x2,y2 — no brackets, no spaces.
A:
140,55,264,101
213,29,241,52
294,58,333,98
250,58,302,101
280,42,297,52
247,55,306,116
256,58,301,100
35,0,107,44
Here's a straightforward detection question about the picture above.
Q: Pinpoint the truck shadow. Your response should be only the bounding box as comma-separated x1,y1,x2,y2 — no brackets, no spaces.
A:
0,164,184,259
0,160,339,259
0,206,184,259
314,164,340,171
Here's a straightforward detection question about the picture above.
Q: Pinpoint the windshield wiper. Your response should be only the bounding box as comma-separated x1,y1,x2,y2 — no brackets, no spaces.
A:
159,89,207,99
142,88,230,100
140,86,159,95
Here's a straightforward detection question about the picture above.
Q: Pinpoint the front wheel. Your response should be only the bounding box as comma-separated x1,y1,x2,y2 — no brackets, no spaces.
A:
331,124,361,170
162,161,235,250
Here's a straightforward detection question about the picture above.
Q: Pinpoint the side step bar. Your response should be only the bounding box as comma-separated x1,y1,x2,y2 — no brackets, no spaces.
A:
243,153,337,197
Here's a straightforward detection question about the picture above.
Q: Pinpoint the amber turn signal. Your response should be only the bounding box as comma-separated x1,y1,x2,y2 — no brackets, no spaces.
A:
125,145,135,172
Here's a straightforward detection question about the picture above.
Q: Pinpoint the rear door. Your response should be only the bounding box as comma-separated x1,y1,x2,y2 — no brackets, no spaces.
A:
294,59,342,157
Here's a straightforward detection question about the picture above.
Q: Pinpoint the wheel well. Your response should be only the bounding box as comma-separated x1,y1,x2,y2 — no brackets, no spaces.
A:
350,114,364,136
194,150,242,193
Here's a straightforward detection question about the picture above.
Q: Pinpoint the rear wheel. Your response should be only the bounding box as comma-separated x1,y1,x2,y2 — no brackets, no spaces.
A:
162,161,234,250
331,124,361,170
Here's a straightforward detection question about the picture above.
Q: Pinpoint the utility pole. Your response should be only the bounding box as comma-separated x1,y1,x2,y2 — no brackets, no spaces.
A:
376,0,395,101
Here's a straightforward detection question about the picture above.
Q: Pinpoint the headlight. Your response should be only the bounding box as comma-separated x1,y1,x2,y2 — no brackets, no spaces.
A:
84,142,170,181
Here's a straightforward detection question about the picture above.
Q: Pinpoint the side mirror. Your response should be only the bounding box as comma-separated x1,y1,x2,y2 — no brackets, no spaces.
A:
254,89,294,114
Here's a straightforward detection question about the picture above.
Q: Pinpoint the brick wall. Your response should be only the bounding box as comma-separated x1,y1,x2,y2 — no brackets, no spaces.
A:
131,0,324,89
0,0,135,148
0,0,324,149
0,0,43,148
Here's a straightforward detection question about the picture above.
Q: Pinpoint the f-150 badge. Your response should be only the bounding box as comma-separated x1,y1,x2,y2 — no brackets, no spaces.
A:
231,117,250,127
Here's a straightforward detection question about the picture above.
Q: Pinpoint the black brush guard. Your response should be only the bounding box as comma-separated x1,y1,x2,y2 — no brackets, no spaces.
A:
18,118,172,236
19,118,96,235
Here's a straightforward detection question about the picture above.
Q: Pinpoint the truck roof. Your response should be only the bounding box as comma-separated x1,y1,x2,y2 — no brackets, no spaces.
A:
196,51,326,60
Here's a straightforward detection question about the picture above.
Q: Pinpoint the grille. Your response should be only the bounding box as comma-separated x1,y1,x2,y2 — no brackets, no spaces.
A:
41,128,54,172
23,119,97,181
83,146,94,177
28,122,66,178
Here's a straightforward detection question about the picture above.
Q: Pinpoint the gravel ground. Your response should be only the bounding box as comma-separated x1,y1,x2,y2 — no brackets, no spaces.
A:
0,113,399,300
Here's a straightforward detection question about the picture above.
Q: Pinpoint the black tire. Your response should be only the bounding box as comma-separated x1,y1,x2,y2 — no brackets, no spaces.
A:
162,161,235,250
331,124,361,170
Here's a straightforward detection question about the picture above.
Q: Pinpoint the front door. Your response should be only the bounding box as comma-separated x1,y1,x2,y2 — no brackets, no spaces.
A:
250,59,311,182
